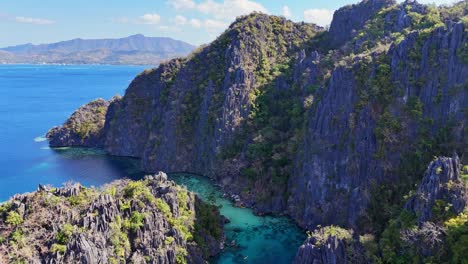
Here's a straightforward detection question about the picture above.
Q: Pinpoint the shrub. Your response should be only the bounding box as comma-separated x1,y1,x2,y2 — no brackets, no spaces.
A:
308,225,352,246
155,198,172,218
444,211,468,263
55,223,74,244
123,212,145,232
10,229,25,246
164,236,175,245
123,181,146,199
405,96,423,118
51,243,67,254
175,247,188,264
110,217,130,260
6,211,23,226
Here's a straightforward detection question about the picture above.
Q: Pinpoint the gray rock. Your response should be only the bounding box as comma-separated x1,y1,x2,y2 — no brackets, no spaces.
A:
405,155,467,223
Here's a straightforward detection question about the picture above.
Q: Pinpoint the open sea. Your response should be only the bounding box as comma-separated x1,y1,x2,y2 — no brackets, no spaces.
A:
0,64,304,263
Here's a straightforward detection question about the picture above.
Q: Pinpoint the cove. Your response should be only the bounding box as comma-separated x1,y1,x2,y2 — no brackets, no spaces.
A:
169,173,305,264
0,65,305,263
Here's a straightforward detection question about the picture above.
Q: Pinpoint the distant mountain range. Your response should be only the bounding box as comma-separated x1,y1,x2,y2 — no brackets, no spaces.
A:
0,34,196,65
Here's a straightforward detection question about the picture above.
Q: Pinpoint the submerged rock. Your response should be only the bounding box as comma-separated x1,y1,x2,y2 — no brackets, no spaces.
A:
0,172,225,263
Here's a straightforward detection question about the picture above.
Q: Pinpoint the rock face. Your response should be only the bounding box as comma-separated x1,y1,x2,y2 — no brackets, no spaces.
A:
294,236,348,264
294,155,467,263
47,98,111,147
328,0,395,47
405,155,467,223
47,0,467,230
294,226,368,264
0,172,224,263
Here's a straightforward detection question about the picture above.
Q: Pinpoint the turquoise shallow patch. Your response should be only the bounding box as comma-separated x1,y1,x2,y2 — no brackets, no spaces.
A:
169,173,305,264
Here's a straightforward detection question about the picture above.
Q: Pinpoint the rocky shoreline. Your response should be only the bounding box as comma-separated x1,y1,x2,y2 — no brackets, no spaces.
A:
45,0,467,262
0,172,225,263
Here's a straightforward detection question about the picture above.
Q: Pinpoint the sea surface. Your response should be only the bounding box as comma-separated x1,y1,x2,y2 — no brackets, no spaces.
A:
0,64,305,263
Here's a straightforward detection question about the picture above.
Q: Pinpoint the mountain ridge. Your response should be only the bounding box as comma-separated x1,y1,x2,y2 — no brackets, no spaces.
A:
0,34,196,65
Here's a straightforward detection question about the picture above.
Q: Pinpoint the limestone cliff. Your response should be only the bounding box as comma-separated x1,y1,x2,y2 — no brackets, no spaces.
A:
294,155,467,263
48,0,466,237
0,172,224,263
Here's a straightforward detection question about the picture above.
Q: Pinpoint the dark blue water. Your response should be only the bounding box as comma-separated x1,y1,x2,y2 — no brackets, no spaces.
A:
0,64,148,201
0,64,305,263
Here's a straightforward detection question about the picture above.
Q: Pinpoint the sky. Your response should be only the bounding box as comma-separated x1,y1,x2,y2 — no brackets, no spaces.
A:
0,0,460,47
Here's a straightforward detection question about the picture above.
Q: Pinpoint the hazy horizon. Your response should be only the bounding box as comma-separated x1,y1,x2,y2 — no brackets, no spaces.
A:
0,0,460,47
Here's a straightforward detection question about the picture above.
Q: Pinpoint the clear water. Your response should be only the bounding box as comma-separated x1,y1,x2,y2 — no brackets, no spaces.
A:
0,64,305,263
0,64,149,200
170,174,305,264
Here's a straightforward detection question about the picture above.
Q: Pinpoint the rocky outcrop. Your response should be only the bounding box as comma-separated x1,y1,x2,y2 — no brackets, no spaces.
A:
406,155,467,222
288,7,466,228
48,0,466,231
328,0,396,47
294,236,348,264
294,226,368,264
0,172,224,263
47,98,111,147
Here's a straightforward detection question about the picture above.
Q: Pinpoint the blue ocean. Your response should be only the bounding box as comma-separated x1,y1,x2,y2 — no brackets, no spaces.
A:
0,64,304,263
0,64,149,201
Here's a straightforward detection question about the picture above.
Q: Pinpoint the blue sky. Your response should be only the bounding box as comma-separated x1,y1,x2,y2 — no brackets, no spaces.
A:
0,0,459,47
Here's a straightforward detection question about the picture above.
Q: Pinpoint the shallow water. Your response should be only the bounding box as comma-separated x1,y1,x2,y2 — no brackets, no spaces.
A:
170,174,305,264
0,64,305,263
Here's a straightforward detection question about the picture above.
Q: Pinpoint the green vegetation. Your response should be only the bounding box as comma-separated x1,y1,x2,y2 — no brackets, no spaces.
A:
175,247,188,264
66,187,98,206
10,229,25,246
55,223,74,244
51,243,67,254
221,26,312,200
6,211,23,226
444,210,468,263
0,177,222,263
155,198,172,218
110,216,130,261
405,96,424,118
164,236,175,245
123,211,145,232
308,225,352,246
193,199,223,257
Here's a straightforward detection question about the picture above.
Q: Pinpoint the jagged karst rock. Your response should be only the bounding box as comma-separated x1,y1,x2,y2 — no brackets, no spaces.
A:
294,236,348,264
47,98,110,147
328,0,396,47
0,172,225,263
47,0,466,236
405,155,467,223
294,226,369,264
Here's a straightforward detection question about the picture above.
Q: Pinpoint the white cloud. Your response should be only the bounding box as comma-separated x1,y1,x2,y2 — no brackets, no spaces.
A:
303,9,333,27
190,18,202,28
15,16,55,25
282,6,291,18
137,13,161,24
175,15,187,25
170,0,268,21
